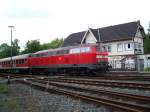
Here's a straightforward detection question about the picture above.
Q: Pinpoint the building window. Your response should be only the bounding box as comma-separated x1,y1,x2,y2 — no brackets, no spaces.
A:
138,43,142,49
117,44,123,52
108,45,111,52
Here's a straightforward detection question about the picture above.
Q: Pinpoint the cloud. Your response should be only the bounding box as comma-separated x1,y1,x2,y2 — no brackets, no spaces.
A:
0,0,49,20
1,6,49,19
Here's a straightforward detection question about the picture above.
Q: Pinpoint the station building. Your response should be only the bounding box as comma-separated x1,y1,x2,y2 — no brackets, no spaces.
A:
62,21,146,71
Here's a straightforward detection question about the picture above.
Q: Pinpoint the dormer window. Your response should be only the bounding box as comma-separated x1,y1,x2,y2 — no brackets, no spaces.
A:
128,44,130,48
125,43,133,51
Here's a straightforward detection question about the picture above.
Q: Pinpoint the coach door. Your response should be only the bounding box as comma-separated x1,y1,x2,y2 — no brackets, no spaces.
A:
13,60,16,68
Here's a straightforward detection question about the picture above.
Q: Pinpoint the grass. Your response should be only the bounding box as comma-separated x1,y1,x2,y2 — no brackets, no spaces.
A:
0,84,19,112
5,98,19,112
0,84,9,94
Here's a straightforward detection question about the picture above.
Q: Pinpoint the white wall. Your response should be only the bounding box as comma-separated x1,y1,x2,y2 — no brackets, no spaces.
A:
85,31,97,44
102,40,135,56
134,29,144,54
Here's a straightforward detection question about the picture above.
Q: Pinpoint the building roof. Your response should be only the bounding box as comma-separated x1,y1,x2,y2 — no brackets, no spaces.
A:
63,31,86,47
62,21,145,47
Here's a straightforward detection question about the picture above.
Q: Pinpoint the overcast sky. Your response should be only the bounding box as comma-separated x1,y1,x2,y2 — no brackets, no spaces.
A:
0,0,150,49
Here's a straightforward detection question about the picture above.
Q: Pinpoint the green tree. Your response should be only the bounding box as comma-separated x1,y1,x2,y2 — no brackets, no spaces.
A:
144,21,150,54
49,38,63,48
12,39,20,56
0,39,20,58
148,22,150,35
41,38,64,50
21,38,64,54
0,43,10,58
144,35,150,54
21,39,41,54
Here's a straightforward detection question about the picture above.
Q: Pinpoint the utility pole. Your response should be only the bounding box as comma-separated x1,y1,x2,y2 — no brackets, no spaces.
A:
8,26,15,69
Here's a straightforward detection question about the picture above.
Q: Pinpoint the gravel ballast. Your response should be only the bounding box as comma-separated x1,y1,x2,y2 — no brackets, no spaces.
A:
3,83,110,112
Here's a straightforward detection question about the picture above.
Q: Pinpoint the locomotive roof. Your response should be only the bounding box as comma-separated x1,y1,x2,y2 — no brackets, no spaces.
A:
33,44,96,54
0,54,30,62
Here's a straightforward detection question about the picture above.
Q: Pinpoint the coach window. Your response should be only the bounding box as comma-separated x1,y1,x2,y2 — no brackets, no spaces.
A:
48,52,52,56
16,60,18,64
22,59,24,64
19,60,21,64
18,60,20,64
21,59,23,64
32,54,36,57
56,51,61,55
64,50,69,54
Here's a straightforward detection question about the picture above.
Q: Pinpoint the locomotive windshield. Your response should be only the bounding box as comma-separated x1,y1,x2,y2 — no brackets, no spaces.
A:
96,45,101,52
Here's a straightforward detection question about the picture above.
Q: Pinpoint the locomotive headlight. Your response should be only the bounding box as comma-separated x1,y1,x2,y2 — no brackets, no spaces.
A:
96,55,107,58
96,55,102,58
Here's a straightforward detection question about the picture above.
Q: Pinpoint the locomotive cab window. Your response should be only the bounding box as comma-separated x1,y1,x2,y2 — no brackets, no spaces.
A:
69,48,80,54
81,47,90,53
96,46,101,52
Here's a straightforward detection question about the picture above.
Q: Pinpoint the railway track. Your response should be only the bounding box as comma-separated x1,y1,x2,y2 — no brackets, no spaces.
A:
1,73,150,90
29,78,150,103
16,79,150,112
43,77,150,90
1,73,150,111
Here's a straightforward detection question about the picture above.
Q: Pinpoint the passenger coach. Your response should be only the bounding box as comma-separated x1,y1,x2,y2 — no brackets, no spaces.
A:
0,54,31,73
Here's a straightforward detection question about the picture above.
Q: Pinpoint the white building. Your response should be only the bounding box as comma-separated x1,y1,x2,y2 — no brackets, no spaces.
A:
63,21,145,71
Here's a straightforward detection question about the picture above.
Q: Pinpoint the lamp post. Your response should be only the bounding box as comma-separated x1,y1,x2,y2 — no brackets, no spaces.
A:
8,26,15,69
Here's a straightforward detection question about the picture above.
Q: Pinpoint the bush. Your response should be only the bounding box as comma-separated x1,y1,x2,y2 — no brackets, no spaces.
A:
144,67,150,72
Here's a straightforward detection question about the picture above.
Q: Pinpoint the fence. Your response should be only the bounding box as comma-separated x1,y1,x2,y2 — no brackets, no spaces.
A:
108,55,139,71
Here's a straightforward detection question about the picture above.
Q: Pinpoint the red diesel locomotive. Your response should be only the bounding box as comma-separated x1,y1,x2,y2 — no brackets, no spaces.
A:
0,44,109,75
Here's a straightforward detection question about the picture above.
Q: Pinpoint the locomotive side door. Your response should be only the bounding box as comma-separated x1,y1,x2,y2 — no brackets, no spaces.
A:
69,48,80,65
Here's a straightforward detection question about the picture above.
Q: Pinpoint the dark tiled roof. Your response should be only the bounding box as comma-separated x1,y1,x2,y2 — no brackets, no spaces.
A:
63,31,86,47
62,21,144,47
97,21,139,42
